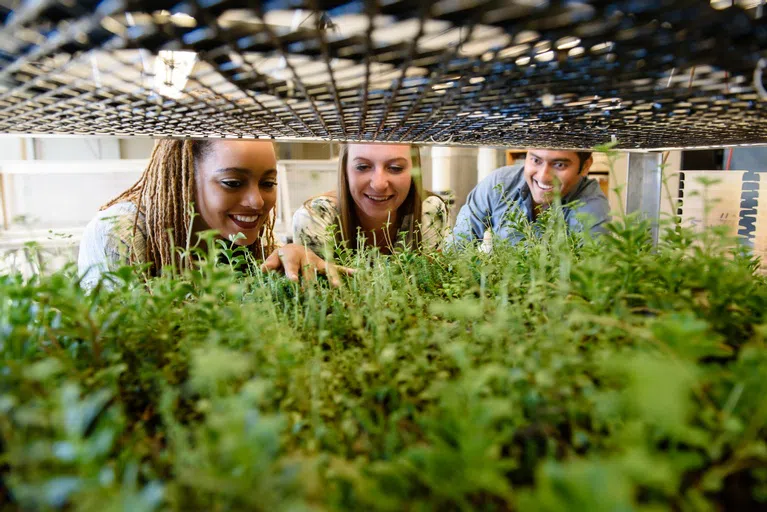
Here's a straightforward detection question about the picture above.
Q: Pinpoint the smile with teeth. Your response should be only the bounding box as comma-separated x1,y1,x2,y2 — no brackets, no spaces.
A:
534,179,554,192
229,214,261,230
365,194,394,203
231,214,259,223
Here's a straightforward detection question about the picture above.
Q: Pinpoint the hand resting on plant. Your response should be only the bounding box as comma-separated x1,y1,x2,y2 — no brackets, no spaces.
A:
261,243,354,287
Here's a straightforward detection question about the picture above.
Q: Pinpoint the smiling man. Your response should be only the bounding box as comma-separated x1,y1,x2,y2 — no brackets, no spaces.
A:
453,149,610,245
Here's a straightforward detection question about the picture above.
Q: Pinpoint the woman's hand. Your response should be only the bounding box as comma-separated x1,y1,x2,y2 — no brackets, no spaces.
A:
260,244,353,287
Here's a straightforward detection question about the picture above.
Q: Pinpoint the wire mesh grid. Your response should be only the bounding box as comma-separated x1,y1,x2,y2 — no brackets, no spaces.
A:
1,0,766,149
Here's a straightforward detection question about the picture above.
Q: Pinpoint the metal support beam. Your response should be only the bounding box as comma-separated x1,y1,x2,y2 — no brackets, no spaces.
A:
626,152,663,244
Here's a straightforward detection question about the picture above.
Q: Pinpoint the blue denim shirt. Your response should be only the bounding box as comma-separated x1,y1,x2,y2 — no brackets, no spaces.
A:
453,164,611,244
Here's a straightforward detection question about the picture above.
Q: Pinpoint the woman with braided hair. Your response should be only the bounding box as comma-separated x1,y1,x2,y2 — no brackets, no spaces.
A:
78,138,349,288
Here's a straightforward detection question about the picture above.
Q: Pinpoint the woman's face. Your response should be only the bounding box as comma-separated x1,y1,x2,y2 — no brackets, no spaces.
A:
194,140,278,246
346,144,413,225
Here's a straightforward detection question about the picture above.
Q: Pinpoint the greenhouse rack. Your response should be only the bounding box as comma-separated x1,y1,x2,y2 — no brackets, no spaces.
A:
0,0,765,149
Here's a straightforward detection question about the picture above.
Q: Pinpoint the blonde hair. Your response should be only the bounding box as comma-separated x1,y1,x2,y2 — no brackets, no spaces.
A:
332,144,436,252
102,139,275,276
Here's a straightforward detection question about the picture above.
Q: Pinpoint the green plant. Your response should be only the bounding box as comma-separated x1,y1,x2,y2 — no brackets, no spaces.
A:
1,171,766,511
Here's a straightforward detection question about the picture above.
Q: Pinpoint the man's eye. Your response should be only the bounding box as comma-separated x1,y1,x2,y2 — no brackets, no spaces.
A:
221,180,243,189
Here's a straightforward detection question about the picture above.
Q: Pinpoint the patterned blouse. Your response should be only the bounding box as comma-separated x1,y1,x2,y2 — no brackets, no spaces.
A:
292,194,449,255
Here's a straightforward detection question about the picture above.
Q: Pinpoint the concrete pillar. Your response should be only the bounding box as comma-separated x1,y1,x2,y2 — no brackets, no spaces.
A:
477,147,504,182
428,146,481,224
431,146,453,196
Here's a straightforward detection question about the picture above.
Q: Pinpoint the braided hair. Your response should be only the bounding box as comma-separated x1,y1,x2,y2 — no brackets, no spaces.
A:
102,139,275,276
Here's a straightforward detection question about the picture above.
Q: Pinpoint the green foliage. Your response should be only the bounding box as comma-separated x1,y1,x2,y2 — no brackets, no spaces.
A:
2,204,767,510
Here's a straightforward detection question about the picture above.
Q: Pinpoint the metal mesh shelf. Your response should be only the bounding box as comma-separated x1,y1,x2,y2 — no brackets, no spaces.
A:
1,0,766,149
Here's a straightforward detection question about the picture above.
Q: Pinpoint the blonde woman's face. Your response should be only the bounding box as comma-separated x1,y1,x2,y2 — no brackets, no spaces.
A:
346,144,412,225
194,140,278,246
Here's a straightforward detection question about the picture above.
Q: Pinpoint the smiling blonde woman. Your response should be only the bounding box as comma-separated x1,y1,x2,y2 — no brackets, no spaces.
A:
292,144,448,256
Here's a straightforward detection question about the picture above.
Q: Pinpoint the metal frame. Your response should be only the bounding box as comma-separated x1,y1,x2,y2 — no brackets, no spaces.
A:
0,1,766,148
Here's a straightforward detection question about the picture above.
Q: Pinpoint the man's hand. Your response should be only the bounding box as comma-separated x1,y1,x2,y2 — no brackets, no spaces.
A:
260,244,354,287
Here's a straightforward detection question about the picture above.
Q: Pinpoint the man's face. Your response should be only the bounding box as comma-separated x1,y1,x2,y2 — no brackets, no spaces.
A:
523,149,592,207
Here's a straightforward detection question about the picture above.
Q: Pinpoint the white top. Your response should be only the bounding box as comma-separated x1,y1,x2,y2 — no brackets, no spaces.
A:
77,201,146,289
292,194,448,255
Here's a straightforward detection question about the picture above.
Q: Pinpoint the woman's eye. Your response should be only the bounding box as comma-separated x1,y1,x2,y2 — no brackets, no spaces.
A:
389,166,405,173
355,165,370,172
261,181,278,190
221,180,243,189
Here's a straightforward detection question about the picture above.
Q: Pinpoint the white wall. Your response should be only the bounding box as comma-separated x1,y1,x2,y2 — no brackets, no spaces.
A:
0,137,145,236
0,138,24,160
0,160,145,230
33,138,121,160
119,138,155,159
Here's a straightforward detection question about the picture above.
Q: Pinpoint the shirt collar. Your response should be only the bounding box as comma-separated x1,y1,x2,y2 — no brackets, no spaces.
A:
562,176,586,204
